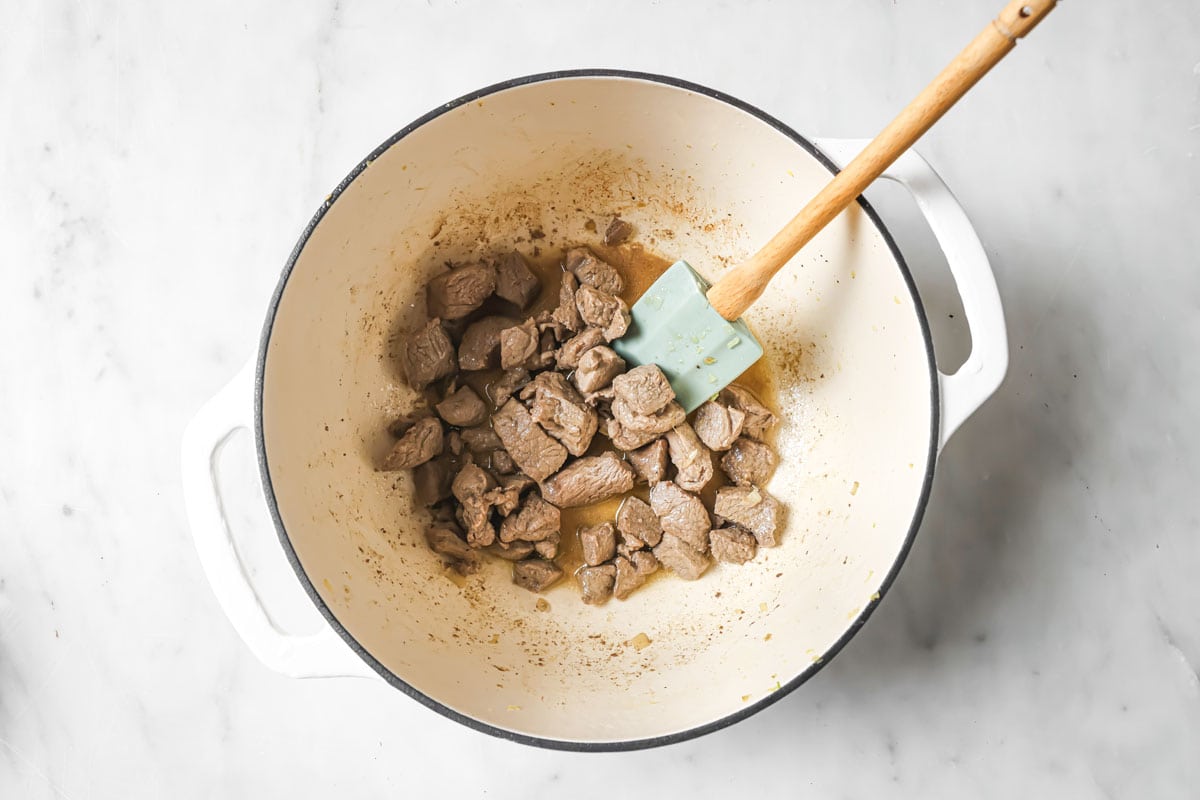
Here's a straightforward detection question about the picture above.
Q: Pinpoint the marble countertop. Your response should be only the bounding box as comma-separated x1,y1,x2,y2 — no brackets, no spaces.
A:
3,0,1198,796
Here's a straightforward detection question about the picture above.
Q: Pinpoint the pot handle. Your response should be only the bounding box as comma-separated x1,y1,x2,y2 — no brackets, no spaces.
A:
181,359,376,679
813,139,1008,449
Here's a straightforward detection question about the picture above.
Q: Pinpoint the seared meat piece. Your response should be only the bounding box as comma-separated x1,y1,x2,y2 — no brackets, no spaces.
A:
574,285,630,341
709,527,758,564
627,439,669,485
653,533,711,580
540,452,635,508
555,327,606,370
648,481,710,552
499,319,541,370
487,367,531,405
425,524,481,575
491,399,568,481
436,386,489,427
582,385,616,410
612,364,674,415
534,531,560,559
720,437,778,486
665,423,715,493
458,315,520,371
692,400,747,451
513,558,563,593
498,493,561,543
446,430,464,456
616,496,662,549
482,476,526,517
382,416,444,470
534,309,570,343
413,454,456,506
578,564,616,605
519,371,598,456
604,216,633,245
452,462,497,547
579,521,617,566
718,385,778,441
551,272,584,333
602,417,661,451
401,318,457,390
460,424,502,453
490,449,515,474
566,247,624,296
573,346,625,394
485,539,535,561
426,262,497,320
494,251,540,309
612,397,686,437
630,549,658,576
612,556,647,600
713,485,783,547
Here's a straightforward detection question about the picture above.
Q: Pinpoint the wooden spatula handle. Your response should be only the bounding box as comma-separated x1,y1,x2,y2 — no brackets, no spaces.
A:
706,0,1057,321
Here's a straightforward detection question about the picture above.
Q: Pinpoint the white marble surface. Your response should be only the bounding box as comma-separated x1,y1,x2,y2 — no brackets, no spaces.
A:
2,0,1198,796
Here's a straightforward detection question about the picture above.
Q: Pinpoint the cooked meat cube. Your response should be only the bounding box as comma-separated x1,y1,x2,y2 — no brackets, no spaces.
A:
612,364,674,415
565,247,624,295
612,556,648,600
490,449,515,474
483,478,525,517
534,531,560,559
579,521,617,566
452,462,497,547
648,481,710,552
630,549,659,576
435,386,489,427
574,285,630,341
540,452,635,508
573,346,625,394
519,371,598,456
446,430,465,456
692,400,747,451
494,251,540,309
627,439,669,484
602,416,662,451
534,309,570,343
458,315,521,371
513,558,563,593
491,399,568,481
426,262,497,320
612,396,687,436
400,318,457,390
720,437,778,486
718,385,778,441
714,485,784,547
487,367,531,405
653,533,711,580
485,539,535,561
665,423,715,493
616,496,662,548
578,564,616,605
583,385,615,410
498,493,560,543
709,527,758,564
499,319,540,370
604,216,633,245
555,327,606,369
551,272,584,333
425,524,481,575
382,416,444,470
460,424,502,453
413,454,456,505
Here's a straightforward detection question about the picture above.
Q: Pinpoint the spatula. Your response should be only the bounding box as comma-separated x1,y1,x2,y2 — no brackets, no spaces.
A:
613,0,1057,411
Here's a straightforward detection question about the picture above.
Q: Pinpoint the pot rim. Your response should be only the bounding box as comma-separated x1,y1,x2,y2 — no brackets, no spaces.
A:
254,68,940,751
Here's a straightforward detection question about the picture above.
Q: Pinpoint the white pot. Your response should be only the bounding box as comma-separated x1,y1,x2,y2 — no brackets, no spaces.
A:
182,71,1006,750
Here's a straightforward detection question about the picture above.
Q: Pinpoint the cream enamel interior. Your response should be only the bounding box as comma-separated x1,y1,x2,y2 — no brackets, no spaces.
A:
260,76,935,744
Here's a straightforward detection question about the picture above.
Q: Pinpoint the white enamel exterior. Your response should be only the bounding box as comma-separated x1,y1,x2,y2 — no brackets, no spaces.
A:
182,74,1006,746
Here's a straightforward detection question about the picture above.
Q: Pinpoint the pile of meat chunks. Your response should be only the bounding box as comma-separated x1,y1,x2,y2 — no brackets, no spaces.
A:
383,242,783,605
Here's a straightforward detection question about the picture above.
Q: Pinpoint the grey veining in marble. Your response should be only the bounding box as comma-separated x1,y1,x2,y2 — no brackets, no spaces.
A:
2,0,1198,796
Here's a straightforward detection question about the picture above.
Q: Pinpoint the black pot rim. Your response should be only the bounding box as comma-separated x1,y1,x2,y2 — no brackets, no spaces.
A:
255,68,940,752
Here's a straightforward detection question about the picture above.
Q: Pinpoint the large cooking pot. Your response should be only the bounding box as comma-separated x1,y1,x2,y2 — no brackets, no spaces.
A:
182,71,1006,750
